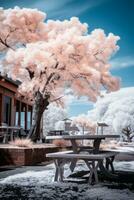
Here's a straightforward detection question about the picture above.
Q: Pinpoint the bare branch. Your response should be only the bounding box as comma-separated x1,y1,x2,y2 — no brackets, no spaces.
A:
0,37,14,50
26,68,35,79
50,95,64,103
69,53,82,62
42,72,55,93
54,61,59,69
93,50,106,64
0,27,18,51
42,62,61,93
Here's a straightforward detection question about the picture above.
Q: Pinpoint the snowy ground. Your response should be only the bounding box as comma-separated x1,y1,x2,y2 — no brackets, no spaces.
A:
0,160,134,200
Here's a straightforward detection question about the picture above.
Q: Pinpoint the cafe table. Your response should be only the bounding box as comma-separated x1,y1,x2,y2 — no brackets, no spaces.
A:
0,126,24,143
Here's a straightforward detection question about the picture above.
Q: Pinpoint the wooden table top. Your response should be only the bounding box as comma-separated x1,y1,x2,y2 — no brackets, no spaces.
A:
0,126,22,130
46,134,120,140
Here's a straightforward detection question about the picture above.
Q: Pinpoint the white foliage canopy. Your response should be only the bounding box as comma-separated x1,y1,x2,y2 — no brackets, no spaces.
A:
88,87,134,137
43,103,67,135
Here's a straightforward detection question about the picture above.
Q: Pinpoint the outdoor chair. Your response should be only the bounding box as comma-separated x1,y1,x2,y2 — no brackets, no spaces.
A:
0,123,9,143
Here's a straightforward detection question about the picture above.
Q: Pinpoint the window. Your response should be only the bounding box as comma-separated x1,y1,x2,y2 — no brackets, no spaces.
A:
15,100,32,130
3,95,12,125
15,100,20,126
20,103,26,129
27,105,32,130
0,94,2,125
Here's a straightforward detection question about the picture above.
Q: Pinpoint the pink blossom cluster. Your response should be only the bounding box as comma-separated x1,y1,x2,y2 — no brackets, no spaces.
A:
0,7,120,103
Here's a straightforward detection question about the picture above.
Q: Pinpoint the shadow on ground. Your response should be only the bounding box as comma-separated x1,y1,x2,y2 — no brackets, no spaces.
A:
69,170,134,190
0,170,134,200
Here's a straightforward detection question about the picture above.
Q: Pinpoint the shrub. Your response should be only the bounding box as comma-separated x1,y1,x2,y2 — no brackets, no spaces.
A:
52,139,70,147
9,138,33,147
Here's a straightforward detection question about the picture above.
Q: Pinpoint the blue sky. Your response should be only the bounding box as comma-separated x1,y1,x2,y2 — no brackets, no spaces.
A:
0,0,134,116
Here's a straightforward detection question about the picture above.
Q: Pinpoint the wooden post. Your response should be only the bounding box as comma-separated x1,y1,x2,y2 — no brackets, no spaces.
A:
25,104,28,131
0,93,2,125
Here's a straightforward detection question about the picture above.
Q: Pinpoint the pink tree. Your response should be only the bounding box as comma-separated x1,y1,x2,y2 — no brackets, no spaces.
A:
72,115,97,135
0,7,120,141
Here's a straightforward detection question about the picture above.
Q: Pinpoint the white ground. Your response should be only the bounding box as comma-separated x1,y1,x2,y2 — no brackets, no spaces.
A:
0,161,134,200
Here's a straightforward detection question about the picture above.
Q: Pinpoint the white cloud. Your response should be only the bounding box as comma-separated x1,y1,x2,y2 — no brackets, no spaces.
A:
31,0,72,13
31,0,105,19
110,56,134,70
70,97,93,106
64,94,93,106
63,88,92,106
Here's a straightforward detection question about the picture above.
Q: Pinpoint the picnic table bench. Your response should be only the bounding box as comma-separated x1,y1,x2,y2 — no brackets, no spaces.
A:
46,134,120,184
46,150,118,184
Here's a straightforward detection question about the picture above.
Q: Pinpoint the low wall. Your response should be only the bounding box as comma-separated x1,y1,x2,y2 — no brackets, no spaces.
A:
1,144,133,167
0,144,59,166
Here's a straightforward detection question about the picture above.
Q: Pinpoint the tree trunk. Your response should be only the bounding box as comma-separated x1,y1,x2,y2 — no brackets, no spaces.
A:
127,135,132,143
27,91,49,142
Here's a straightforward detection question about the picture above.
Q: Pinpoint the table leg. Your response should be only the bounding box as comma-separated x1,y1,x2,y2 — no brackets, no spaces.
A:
85,160,99,184
54,160,59,181
70,139,79,172
3,128,9,143
93,139,102,154
3,132,7,144
106,156,115,173
98,159,117,179
10,130,14,141
54,159,64,182
71,139,78,153
93,139,117,179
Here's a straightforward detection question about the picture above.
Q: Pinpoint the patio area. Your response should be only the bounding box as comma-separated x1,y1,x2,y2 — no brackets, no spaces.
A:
0,1,134,199
0,160,134,200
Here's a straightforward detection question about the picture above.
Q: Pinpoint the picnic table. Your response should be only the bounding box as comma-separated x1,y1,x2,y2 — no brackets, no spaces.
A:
46,134,120,183
46,134,120,154
0,125,25,143
47,130,70,137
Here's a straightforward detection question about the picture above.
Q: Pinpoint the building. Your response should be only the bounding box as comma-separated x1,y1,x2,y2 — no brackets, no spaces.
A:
0,75,32,132
63,118,79,134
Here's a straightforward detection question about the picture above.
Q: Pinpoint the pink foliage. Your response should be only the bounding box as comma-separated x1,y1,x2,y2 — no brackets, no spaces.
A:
72,115,96,133
0,7,120,104
0,7,46,50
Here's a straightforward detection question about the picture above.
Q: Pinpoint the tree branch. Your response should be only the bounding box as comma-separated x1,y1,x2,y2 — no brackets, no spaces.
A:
50,95,64,103
42,62,61,93
26,68,34,79
93,50,106,64
0,27,18,51
69,53,82,62
0,37,14,50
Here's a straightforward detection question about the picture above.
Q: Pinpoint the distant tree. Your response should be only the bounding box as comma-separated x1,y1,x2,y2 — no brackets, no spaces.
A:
0,7,120,141
122,125,134,142
43,103,67,135
88,87,134,141
72,115,96,134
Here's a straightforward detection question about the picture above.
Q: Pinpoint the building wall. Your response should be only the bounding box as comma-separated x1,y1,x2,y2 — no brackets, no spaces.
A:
0,76,32,133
